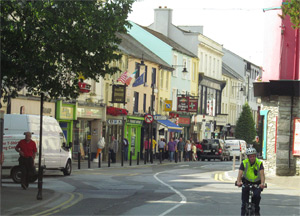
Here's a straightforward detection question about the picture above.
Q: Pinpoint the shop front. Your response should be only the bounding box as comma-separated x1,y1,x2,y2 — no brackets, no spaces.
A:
56,100,77,147
125,116,144,160
73,105,105,160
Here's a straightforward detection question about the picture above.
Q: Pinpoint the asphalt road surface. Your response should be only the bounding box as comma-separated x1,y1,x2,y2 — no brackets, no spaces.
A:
5,160,300,216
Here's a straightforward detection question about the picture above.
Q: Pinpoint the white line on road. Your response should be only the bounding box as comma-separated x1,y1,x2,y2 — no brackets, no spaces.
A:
154,171,187,216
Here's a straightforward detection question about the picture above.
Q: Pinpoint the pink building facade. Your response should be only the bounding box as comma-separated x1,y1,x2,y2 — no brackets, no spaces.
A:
254,0,300,176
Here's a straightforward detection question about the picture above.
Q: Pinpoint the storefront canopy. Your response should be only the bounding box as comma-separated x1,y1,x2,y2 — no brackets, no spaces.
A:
157,120,183,133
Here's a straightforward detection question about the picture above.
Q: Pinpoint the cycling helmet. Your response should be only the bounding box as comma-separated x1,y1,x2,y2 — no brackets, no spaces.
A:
246,147,257,155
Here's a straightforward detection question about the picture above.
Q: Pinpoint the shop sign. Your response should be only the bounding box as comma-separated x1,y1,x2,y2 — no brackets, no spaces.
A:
60,106,74,120
77,107,103,118
164,100,172,112
107,119,123,125
128,119,143,125
293,118,300,156
188,98,198,112
177,97,189,112
154,115,167,120
177,97,198,112
178,117,190,125
111,85,126,103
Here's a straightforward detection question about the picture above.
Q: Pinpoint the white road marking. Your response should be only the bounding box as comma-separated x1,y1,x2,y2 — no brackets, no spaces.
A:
154,171,187,216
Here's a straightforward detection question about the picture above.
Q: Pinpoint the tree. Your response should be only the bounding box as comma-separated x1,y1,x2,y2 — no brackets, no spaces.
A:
0,0,134,102
235,103,256,144
281,0,300,29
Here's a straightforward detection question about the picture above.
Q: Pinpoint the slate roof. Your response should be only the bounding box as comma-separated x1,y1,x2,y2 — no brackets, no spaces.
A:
116,33,173,71
222,62,244,81
138,25,198,58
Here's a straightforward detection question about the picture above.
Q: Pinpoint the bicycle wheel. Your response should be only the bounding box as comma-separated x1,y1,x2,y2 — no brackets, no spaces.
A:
245,203,255,216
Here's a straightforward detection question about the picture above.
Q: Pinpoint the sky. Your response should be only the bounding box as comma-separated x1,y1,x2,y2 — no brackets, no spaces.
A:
128,0,269,66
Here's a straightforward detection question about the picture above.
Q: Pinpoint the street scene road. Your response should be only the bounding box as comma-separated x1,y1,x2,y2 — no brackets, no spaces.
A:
2,160,300,216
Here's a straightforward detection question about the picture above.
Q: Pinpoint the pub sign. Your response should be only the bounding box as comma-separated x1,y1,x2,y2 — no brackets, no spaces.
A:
111,85,126,104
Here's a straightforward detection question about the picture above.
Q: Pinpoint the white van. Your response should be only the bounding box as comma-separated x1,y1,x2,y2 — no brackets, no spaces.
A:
224,139,247,160
2,114,72,183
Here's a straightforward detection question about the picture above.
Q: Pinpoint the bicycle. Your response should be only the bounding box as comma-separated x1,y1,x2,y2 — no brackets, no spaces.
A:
235,181,267,216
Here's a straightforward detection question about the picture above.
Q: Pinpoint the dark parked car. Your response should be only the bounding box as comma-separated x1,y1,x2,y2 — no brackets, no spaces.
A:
200,139,230,161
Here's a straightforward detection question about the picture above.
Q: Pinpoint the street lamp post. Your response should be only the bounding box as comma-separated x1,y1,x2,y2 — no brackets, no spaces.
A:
150,83,155,164
37,93,44,200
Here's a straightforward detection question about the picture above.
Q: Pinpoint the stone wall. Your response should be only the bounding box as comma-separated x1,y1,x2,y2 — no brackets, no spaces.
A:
261,95,300,176
261,96,278,175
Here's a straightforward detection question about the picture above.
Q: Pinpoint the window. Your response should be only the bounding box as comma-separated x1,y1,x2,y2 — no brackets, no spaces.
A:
165,72,169,90
143,94,146,113
151,94,155,112
152,68,156,87
173,55,178,76
160,70,164,89
200,52,203,72
192,62,196,81
172,89,177,111
134,91,139,112
144,66,148,84
135,62,140,78
205,54,208,72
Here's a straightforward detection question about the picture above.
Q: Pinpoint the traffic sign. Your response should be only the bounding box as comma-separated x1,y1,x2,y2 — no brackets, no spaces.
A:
144,114,153,123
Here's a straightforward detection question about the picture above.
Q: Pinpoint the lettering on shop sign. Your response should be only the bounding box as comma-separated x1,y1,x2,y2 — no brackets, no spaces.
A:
43,107,52,114
107,119,123,125
128,119,143,125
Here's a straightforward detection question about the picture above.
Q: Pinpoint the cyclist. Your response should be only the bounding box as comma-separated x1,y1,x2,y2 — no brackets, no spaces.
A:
236,147,266,216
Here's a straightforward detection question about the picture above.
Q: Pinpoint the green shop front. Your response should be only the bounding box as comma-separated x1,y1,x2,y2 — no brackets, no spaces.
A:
56,100,77,146
125,116,144,160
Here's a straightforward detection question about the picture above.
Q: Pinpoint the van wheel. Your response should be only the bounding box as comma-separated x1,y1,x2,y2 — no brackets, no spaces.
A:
29,174,38,183
63,160,72,176
11,166,22,183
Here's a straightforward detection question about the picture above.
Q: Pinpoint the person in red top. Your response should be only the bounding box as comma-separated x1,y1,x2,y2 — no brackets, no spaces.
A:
15,132,37,189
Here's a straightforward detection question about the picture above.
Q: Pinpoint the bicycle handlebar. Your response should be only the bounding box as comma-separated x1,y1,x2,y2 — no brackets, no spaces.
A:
235,181,267,188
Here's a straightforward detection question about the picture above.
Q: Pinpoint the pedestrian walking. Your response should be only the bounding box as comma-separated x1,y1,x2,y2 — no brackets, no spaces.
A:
192,143,197,161
185,140,192,161
167,138,177,162
196,141,203,161
109,136,118,163
15,132,37,190
158,138,166,160
123,137,129,161
177,137,185,162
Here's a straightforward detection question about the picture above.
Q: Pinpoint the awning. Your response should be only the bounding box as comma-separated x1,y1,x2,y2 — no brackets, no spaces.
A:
157,120,183,133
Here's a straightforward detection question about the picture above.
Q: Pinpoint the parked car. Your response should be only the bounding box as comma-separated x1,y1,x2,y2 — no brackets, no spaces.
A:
225,139,247,160
199,139,230,161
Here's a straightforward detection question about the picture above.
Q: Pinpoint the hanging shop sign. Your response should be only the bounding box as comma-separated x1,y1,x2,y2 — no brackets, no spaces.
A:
78,82,91,93
164,100,172,112
111,85,126,103
177,97,189,112
188,98,198,112
177,97,198,112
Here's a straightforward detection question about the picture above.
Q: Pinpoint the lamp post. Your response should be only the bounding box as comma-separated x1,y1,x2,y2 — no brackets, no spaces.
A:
37,92,44,200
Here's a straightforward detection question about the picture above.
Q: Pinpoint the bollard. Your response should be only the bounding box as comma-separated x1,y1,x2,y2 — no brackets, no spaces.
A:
144,152,146,164
98,153,101,168
137,152,140,165
233,155,236,171
159,150,162,164
78,152,81,170
150,150,153,164
88,147,91,169
121,150,124,167
108,152,111,167
175,151,178,163
129,151,132,166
